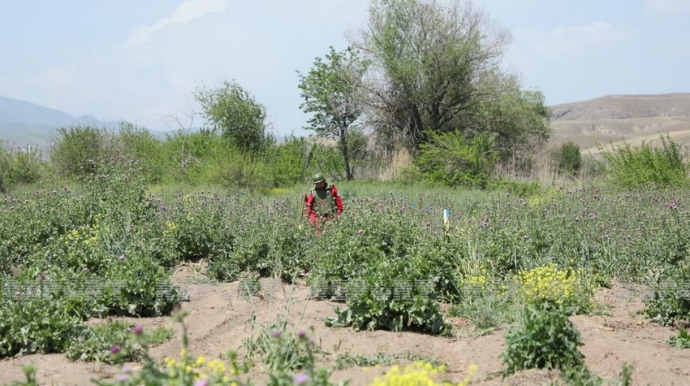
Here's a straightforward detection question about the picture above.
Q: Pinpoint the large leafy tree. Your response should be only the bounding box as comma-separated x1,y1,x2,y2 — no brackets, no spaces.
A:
298,47,368,180
353,0,549,158
194,81,272,154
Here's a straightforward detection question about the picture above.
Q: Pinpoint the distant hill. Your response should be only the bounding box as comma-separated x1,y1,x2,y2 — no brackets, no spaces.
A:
548,93,690,155
0,96,129,151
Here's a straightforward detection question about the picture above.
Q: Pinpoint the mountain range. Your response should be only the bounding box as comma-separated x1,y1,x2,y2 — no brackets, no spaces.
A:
2,93,690,154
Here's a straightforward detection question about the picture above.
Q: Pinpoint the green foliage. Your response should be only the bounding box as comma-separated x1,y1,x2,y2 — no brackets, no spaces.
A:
0,142,45,190
503,304,586,375
50,126,113,176
195,80,273,154
334,352,446,370
66,320,172,364
552,141,582,175
643,259,690,326
356,0,550,156
243,323,322,372
0,297,86,357
599,134,688,187
666,328,690,349
414,131,498,188
298,46,368,180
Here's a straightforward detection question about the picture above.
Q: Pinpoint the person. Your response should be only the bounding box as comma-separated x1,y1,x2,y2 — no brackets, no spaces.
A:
304,173,343,231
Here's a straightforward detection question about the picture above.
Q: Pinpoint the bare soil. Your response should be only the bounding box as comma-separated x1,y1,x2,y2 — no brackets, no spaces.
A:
1,265,689,386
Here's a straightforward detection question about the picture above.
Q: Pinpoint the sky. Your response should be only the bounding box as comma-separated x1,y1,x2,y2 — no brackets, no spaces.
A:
1,0,689,136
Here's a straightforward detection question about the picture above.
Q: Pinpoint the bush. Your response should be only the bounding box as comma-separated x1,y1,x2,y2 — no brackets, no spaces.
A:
50,126,113,176
552,141,581,175
503,304,586,375
599,134,688,187
415,131,499,188
0,142,45,191
0,297,86,357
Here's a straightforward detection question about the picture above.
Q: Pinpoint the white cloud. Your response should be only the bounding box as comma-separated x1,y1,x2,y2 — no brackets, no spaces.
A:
646,0,690,13
522,22,630,59
126,0,228,45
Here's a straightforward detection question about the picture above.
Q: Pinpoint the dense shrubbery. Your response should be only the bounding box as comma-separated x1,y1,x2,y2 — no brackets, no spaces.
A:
599,134,688,187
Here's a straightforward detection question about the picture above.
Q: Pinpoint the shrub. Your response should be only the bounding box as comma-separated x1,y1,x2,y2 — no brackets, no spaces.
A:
503,304,585,375
599,134,688,187
415,131,499,188
0,142,45,190
0,297,86,357
50,126,113,176
517,263,594,314
552,141,582,175
66,320,173,364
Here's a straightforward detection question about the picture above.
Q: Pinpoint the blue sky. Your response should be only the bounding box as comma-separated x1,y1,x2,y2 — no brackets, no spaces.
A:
1,0,688,135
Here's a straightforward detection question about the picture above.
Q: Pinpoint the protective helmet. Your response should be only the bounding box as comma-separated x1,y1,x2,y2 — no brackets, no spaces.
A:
312,172,326,184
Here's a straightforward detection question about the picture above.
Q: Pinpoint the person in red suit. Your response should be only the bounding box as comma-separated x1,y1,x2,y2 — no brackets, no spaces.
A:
304,173,343,233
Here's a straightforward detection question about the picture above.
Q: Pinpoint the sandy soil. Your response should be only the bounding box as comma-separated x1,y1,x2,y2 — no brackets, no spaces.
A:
1,265,689,386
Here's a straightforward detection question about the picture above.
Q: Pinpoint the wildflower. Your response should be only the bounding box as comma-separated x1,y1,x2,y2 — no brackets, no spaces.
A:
116,374,128,382
110,345,121,354
39,273,47,280
273,330,282,338
194,380,209,386
134,325,144,335
122,364,132,373
297,329,307,339
294,373,310,385
119,254,125,261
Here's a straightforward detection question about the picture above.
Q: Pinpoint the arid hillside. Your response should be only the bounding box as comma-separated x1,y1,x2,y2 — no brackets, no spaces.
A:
548,93,690,155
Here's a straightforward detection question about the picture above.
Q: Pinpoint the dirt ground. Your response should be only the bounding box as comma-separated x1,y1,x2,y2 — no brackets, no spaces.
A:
1,264,690,386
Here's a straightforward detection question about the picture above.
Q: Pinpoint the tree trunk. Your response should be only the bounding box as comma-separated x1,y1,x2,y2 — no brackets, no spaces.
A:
339,126,353,180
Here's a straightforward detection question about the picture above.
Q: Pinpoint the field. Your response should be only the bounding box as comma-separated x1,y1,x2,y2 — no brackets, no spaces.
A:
2,159,690,386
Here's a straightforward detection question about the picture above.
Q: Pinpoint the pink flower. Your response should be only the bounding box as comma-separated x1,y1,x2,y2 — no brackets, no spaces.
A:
194,380,209,386
110,345,121,354
297,329,307,339
294,373,310,385
116,374,128,382
273,330,282,338
134,325,144,335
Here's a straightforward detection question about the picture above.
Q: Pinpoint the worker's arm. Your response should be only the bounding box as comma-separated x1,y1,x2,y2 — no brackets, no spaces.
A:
331,186,344,216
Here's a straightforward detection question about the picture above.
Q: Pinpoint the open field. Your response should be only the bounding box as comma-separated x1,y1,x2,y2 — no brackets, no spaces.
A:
2,164,690,385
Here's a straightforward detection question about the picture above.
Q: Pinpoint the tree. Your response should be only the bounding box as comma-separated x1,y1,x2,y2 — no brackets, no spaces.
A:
194,81,272,154
552,141,582,175
353,0,549,157
298,46,368,180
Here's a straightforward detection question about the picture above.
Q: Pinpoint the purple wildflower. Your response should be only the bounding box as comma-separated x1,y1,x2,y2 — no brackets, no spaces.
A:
273,330,282,339
194,381,209,386
116,374,128,382
294,373,310,385
134,325,144,335
297,329,307,339
110,345,121,354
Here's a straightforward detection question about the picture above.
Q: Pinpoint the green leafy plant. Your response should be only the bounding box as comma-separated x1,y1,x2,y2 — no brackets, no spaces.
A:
503,304,586,375
414,131,499,188
552,141,582,175
599,134,688,187
66,320,173,364
666,328,690,349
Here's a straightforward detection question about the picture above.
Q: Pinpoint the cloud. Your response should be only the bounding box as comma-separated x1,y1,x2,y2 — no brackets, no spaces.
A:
521,22,630,59
126,0,228,45
646,0,690,13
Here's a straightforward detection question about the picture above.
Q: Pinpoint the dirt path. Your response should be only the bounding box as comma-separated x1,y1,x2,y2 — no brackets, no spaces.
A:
1,272,689,386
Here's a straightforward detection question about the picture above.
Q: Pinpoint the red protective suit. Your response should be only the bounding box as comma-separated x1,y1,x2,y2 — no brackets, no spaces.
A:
304,185,344,225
